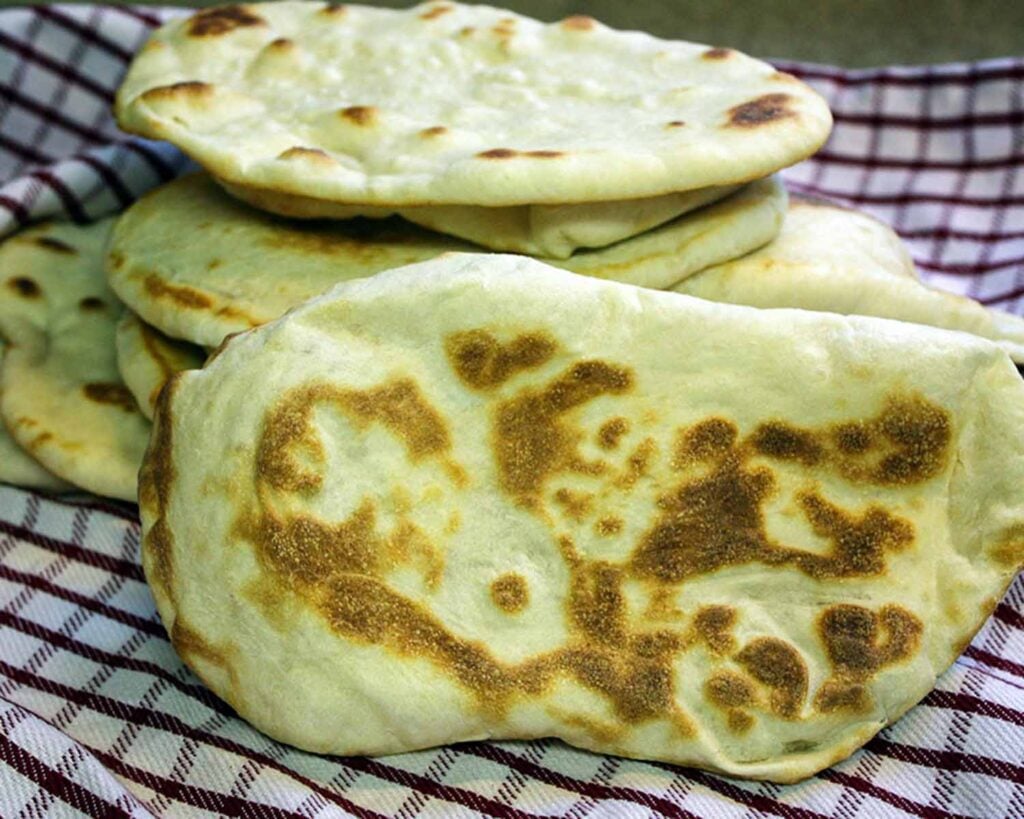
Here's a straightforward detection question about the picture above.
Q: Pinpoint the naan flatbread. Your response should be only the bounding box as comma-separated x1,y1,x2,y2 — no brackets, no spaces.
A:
675,199,1024,361
115,2,830,210
0,221,150,501
107,173,785,347
142,254,1024,782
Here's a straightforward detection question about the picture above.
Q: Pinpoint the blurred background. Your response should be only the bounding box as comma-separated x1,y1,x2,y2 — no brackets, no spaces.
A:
5,0,1022,66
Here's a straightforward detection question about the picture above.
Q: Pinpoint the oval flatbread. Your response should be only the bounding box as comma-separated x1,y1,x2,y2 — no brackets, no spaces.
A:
115,1,830,208
142,254,1024,782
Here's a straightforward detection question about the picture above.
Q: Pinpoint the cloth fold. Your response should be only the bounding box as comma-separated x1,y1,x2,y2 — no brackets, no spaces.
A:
0,6,1022,817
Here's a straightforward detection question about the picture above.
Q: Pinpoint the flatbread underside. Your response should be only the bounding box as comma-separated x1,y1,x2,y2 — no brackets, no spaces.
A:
142,253,1024,783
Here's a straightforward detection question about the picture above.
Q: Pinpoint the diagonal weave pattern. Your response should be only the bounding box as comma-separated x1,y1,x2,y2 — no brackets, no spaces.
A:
0,6,1023,817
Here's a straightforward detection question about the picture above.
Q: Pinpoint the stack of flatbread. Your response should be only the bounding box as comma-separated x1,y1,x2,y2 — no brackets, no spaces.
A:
2,0,1024,784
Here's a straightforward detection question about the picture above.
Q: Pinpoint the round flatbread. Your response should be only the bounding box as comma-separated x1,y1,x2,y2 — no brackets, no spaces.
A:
0,221,151,501
107,172,785,347
116,312,207,421
115,1,830,208
142,253,1024,783
675,198,1024,362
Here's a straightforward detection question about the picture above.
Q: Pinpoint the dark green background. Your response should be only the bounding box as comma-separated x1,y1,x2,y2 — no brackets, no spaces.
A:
3,0,1021,67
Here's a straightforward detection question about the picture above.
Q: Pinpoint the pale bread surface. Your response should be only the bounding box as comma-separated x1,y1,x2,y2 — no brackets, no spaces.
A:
115,1,831,207
0,221,150,501
675,199,1024,361
142,253,1024,782
0,345,70,491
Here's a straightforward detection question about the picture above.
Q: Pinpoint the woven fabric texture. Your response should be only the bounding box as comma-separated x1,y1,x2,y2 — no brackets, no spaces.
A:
0,6,1023,817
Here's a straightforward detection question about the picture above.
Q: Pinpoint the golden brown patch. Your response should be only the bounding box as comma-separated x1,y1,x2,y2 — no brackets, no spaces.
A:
795,492,914,577
458,26,475,37
735,637,808,718
34,236,75,254
526,150,564,159
445,329,556,391
561,15,596,31
82,382,137,413
666,120,686,128
252,499,381,584
633,472,914,583
187,4,265,37
490,572,529,613
419,3,453,20
598,418,629,450
144,274,212,310
618,438,656,487
814,604,923,713
278,147,334,164
319,3,347,16
256,379,453,494
727,93,796,128
139,376,180,603
267,37,293,50
692,605,737,655
672,417,736,467
140,81,214,103
7,277,40,298
339,106,378,126
553,487,593,521
420,126,448,137
632,399,933,583
171,619,230,670
491,18,516,38
702,47,733,60
728,710,755,733
706,670,755,709
595,516,623,537
750,396,951,486
833,422,873,454
494,360,633,506
751,422,824,466
78,296,105,312
477,148,518,159
991,524,1024,569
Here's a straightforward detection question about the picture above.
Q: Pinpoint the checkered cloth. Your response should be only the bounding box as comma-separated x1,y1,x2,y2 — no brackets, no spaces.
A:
1,5,1023,817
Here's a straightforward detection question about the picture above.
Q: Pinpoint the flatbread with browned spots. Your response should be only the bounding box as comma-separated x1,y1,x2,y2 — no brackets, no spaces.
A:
116,312,207,420
141,253,1024,782
115,2,830,219
107,173,785,347
0,221,151,501
0,345,70,491
674,198,1024,361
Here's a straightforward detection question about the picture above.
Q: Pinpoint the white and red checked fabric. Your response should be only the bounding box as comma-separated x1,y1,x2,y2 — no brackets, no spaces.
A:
1,5,1023,817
